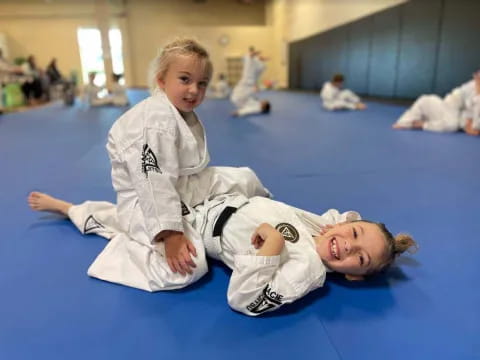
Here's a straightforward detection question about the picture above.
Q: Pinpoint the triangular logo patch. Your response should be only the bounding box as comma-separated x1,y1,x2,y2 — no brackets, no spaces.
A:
84,215,104,234
275,223,299,243
142,144,162,176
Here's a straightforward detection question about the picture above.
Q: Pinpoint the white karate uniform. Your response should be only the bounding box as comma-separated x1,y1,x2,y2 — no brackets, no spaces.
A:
66,166,271,292
109,83,129,106
200,195,360,316
83,83,110,106
394,80,477,132
320,82,361,110
443,80,476,129
394,95,459,132
107,90,210,248
213,79,230,99
67,189,358,315
230,54,266,116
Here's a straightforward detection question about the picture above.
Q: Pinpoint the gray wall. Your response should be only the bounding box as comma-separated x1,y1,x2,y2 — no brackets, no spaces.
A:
289,0,480,99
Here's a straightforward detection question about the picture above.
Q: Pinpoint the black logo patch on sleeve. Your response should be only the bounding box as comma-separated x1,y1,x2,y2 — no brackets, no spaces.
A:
84,215,105,234
141,144,162,176
275,223,299,243
181,201,190,216
246,284,284,314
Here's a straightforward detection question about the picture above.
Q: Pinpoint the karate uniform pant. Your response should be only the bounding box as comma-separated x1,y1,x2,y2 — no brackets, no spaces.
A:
338,89,359,104
323,89,360,110
69,166,270,292
395,95,459,132
90,97,112,106
230,84,255,109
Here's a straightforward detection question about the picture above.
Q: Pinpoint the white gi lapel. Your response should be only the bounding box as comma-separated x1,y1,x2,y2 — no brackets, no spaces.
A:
158,91,210,176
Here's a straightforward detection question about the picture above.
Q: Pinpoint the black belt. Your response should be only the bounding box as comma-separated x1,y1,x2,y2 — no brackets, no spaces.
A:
212,206,237,237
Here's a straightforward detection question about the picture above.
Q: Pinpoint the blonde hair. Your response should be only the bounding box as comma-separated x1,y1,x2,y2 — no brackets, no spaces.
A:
375,223,418,274
357,221,418,275
148,38,213,93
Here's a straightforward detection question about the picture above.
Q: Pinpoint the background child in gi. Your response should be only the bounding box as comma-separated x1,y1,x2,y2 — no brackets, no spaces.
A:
108,73,129,106
393,70,480,135
83,71,110,106
320,73,366,111
28,186,416,316
207,73,231,99
230,46,271,117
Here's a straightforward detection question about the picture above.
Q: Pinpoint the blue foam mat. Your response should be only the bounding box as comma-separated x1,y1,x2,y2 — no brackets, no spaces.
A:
0,91,478,359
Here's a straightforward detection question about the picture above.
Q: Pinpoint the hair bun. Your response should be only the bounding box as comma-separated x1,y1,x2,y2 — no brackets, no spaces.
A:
394,233,418,255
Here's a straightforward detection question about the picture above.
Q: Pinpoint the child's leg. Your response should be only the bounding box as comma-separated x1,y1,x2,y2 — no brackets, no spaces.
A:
394,95,430,128
28,192,120,240
339,89,360,104
28,191,73,216
179,166,271,207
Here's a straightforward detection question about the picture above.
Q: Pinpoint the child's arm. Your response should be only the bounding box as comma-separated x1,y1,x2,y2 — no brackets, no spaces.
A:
251,223,285,256
118,126,196,274
226,224,324,316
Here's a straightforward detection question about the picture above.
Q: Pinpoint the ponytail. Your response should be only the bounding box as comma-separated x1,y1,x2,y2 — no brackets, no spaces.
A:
393,233,418,256
359,221,418,274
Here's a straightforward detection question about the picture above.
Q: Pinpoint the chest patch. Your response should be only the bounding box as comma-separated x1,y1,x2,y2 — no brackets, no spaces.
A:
275,223,299,243
142,144,162,176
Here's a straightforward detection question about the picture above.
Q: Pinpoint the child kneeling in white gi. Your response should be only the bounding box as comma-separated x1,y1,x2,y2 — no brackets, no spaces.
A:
28,174,416,316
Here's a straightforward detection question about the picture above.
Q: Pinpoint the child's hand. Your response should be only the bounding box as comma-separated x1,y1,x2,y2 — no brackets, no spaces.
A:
251,223,285,256
163,232,197,275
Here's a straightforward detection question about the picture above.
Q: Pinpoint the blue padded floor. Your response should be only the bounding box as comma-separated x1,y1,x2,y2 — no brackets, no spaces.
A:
1,90,478,359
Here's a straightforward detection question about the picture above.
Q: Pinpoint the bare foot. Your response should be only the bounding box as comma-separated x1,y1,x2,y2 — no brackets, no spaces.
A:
392,123,406,129
356,103,367,110
28,192,73,216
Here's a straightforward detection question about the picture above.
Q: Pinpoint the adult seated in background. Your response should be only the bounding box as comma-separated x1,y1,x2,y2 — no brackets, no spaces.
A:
46,58,64,85
21,55,47,105
393,70,480,135
231,46,271,117
46,57,74,102
320,74,366,111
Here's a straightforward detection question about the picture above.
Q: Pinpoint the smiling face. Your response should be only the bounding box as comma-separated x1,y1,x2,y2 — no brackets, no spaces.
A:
315,221,388,278
157,54,210,113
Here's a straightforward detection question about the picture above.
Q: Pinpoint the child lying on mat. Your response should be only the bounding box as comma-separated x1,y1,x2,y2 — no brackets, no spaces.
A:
28,168,416,316
393,69,480,135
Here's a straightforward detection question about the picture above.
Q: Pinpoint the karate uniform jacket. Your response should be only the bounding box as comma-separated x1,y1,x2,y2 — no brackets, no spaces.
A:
444,80,476,127
109,83,129,106
199,195,361,316
107,90,209,245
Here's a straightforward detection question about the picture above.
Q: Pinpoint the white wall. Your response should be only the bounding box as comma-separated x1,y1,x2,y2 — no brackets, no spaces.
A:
285,0,408,42
0,33,8,58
